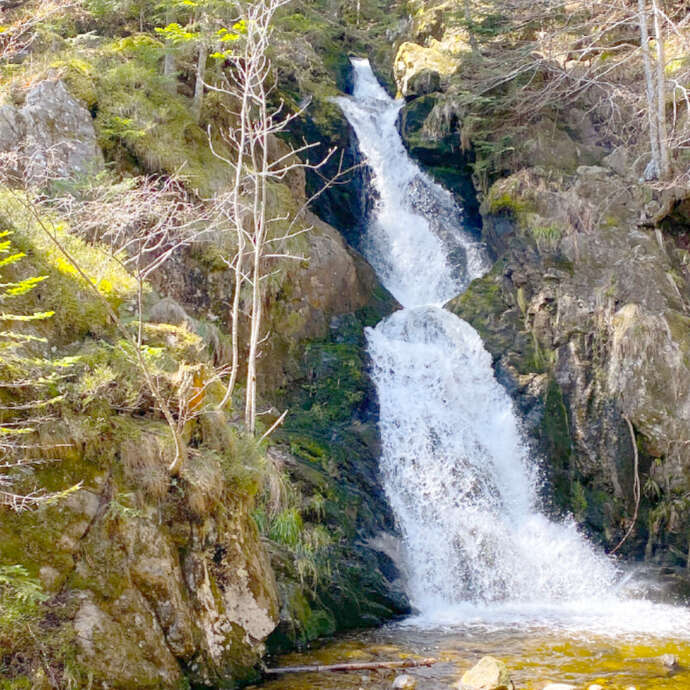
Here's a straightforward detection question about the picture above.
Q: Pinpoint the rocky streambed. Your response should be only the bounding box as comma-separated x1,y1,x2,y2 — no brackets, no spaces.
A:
255,624,690,690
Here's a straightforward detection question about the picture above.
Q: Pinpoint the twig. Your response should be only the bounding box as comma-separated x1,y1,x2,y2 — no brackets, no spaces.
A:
258,408,288,443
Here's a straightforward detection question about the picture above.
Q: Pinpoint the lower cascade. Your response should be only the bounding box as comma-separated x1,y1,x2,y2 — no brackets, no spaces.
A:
336,58,690,636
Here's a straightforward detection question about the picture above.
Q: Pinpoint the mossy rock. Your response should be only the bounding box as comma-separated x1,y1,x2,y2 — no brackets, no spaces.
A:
394,41,463,98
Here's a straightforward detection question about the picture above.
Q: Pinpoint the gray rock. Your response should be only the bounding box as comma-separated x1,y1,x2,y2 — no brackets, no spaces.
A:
406,68,441,97
67,32,104,49
0,79,103,184
603,146,629,177
148,296,195,329
659,654,680,670
575,164,610,177
392,673,417,689
0,104,26,149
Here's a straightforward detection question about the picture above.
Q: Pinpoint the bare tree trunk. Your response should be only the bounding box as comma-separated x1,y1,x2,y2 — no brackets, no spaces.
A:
218,80,250,411
208,0,339,435
163,7,176,90
245,89,268,434
652,0,671,178
639,0,661,179
464,0,479,53
266,658,438,675
192,42,207,124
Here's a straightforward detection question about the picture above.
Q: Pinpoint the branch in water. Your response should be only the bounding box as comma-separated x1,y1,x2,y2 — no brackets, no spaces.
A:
264,657,438,674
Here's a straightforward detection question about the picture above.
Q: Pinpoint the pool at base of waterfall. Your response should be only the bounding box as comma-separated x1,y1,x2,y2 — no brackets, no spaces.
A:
256,626,690,689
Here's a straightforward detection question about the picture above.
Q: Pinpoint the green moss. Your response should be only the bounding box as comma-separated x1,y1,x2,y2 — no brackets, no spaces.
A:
485,190,533,217
92,38,231,194
289,436,328,463
542,377,574,512
447,266,507,344
543,378,571,467
11,34,232,194
0,679,32,689
276,587,336,648
570,481,587,519
48,55,99,107
0,189,137,340
528,332,554,373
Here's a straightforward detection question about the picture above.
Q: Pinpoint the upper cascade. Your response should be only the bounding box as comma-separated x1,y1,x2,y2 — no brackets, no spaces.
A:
335,58,486,307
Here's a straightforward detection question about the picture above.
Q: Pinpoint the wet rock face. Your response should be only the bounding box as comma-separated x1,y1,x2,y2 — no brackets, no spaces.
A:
449,165,690,559
397,94,481,230
0,80,104,183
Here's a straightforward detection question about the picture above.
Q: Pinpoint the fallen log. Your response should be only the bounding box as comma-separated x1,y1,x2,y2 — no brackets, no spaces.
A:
265,657,438,674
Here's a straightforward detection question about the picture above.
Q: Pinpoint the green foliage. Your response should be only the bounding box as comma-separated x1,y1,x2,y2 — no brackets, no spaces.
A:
0,229,63,508
0,190,137,340
209,23,246,59
0,231,53,328
83,0,159,29
155,21,199,43
530,223,562,246
269,507,303,546
104,492,145,522
0,565,47,658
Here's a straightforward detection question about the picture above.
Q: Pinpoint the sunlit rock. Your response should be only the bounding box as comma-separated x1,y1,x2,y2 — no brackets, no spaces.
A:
455,655,512,690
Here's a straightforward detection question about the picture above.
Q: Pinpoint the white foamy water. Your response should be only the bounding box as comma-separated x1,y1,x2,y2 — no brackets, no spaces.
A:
336,57,690,637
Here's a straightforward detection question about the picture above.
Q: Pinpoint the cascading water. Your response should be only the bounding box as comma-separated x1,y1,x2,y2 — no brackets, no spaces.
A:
336,58,690,636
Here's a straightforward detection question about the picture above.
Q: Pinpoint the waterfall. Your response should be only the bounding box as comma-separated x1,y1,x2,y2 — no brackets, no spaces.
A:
336,58,690,636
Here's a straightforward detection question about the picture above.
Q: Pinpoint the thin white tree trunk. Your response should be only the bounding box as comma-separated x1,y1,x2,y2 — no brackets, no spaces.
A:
464,0,478,52
192,42,207,124
163,8,176,90
218,78,250,410
639,0,661,179
245,98,267,433
652,0,671,178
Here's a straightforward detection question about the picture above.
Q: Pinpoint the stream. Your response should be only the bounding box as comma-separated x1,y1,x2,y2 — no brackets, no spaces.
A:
257,59,690,689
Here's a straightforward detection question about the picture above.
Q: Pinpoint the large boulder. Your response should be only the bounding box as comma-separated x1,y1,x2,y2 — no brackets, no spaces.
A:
0,79,104,184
